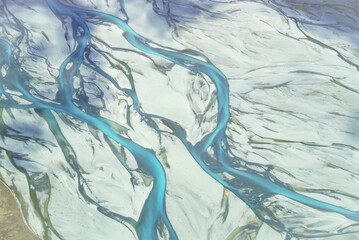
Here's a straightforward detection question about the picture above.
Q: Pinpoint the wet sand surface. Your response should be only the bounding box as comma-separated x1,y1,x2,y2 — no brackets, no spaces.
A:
0,180,40,240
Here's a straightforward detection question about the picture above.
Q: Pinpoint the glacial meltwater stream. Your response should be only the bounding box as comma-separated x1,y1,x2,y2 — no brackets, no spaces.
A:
1,0,359,239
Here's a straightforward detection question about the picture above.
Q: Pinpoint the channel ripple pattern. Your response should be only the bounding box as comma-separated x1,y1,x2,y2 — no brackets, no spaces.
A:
0,0,359,239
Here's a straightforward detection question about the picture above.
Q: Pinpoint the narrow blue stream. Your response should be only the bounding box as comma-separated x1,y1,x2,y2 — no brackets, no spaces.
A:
0,0,358,239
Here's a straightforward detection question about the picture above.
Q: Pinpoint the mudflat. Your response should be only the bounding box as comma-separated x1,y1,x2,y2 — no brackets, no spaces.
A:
0,180,40,240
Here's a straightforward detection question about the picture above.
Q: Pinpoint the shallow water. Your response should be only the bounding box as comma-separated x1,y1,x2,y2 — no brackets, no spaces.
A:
0,0,359,239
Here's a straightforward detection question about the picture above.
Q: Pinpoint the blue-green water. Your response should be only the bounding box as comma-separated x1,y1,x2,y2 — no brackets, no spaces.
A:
1,0,359,239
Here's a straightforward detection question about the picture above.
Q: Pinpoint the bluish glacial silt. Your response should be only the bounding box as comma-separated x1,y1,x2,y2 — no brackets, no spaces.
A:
0,0,359,239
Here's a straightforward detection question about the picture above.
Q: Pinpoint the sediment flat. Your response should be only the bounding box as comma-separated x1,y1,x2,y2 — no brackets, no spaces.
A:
0,180,40,240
